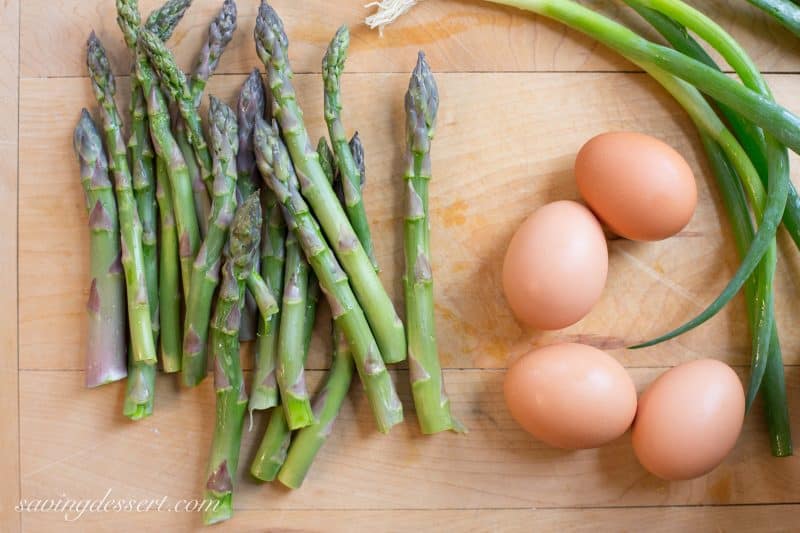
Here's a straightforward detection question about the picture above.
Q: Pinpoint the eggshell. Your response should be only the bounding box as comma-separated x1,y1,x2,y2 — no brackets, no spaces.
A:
502,201,608,330
504,343,637,449
575,131,697,241
632,359,745,481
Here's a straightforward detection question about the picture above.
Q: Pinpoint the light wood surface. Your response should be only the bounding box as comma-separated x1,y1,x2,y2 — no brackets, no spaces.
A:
1,0,21,532
9,0,800,531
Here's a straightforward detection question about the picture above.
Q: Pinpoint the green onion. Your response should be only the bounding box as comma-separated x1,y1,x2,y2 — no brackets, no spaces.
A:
746,0,800,38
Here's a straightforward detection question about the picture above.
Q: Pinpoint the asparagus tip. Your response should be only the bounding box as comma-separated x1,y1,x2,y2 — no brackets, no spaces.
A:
255,0,288,59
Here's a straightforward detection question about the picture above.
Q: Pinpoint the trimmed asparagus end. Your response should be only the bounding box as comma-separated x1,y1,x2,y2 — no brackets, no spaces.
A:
250,407,291,481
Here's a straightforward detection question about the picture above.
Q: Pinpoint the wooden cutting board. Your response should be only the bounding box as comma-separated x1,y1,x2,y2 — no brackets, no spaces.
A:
4,0,800,530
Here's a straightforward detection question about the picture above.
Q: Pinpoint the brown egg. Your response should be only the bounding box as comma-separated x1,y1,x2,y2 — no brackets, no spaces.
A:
632,359,745,481
504,343,637,449
575,132,697,241
502,201,608,330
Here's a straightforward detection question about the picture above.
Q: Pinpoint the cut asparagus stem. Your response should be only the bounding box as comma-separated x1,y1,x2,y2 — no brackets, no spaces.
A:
74,109,127,387
250,271,318,481
276,230,314,429
86,33,157,367
249,187,286,411
155,157,182,373
190,0,238,108
255,1,406,365
136,36,201,305
323,26,380,274
203,193,262,526
140,28,215,198
237,69,266,342
254,116,403,433
182,97,240,387
278,325,354,489
116,0,160,347
124,356,156,420
403,53,464,434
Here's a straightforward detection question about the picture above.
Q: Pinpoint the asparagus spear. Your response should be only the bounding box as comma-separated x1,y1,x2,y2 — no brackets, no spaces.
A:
274,136,362,488
203,193,262,525
86,33,157,368
250,272,318,481
323,25,380,273
143,0,194,372
182,97,240,387
276,230,314,429
254,116,403,433
190,0,238,107
155,158,182,372
278,326,354,488
146,0,210,235
254,1,406,365
237,69,266,342
403,53,463,434
136,34,201,306
249,186,286,411
175,115,211,237
74,109,127,387
139,28,215,200
116,0,160,346
251,139,332,482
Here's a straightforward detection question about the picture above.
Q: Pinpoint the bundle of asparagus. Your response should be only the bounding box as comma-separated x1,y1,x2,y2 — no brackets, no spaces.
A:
78,0,460,524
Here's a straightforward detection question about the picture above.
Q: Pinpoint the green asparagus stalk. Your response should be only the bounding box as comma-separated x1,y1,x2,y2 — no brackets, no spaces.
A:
273,136,361,488
190,0,238,108
403,53,464,434
139,28,215,199
254,116,403,433
323,26,380,273
116,0,159,346
155,158,182,373
237,69,266,342
175,116,211,237
86,33,157,367
203,193,262,526
182,96,240,387
249,186,286,411
74,109,128,387
276,230,315,429
255,1,406,365
249,273,319,481
278,326,354,488
146,0,207,235
136,34,201,305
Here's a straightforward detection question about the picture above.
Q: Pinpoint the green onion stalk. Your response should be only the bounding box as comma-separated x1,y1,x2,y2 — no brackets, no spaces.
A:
626,1,792,455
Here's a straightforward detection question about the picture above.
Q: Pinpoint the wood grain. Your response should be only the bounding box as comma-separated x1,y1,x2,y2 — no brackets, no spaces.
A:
1,0,21,531
13,1,800,531
18,0,800,78
20,505,800,532
18,72,800,372
17,368,800,530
